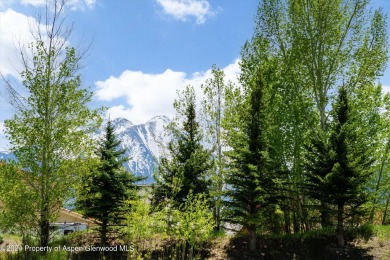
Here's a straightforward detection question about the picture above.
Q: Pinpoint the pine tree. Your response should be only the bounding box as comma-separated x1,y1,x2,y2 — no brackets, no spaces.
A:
303,131,334,228
305,87,372,246
77,120,143,246
328,87,371,246
224,66,278,252
153,86,211,207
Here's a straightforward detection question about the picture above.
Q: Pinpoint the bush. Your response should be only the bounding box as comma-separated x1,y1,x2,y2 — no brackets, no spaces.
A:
345,224,375,242
124,198,167,259
124,193,214,260
373,224,390,246
171,192,215,259
50,230,96,247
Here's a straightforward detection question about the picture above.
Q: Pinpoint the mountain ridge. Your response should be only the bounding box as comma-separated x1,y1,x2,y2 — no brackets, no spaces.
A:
0,116,172,184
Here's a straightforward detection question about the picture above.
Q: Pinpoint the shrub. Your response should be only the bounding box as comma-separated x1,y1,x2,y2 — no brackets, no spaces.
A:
171,192,215,259
124,193,214,259
124,198,167,259
345,224,375,242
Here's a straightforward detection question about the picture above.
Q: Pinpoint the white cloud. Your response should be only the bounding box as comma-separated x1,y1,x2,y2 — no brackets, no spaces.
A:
95,60,241,124
382,85,390,94
0,9,37,79
0,6,76,78
20,0,96,10
83,0,95,8
0,9,62,80
156,0,216,24
106,105,135,123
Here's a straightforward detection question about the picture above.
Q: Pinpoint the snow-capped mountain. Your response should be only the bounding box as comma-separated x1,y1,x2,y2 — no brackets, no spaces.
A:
0,116,172,184
96,116,171,184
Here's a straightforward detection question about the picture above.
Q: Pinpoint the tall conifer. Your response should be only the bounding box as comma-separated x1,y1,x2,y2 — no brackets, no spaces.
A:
328,87,371,246
224,66,278,252
77,120,142,246
153,86,211,207
304,87,372,246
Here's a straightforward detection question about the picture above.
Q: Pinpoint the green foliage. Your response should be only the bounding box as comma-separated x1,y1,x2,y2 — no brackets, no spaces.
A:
0,249,68,260
249,0,388,232
327,87,371,208
305,87,372,245
124,192,214,260
304,131,333,203
124,197,167,258
77,120,143,246
229,225,376,259
166,192,214,260
0,162,38,236
256,0,388,127
50,230,91,247
347,224,375,242
305,86,372,210
154,85,212,207
353,85,390,223
173,193,215,247
374,225,390,245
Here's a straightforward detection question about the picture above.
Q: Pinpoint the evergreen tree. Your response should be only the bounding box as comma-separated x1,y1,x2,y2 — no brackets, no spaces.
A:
224,65,278,252
153,86,211,207
77,120,143,246
328,87,371,246
303,131,334,227
305,87,372,246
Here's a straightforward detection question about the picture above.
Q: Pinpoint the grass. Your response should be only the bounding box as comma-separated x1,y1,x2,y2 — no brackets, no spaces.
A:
1,233,22,244
373,225,390,246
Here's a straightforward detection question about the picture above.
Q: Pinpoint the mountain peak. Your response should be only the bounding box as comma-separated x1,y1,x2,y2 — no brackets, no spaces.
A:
112,117,133,126
147,115,171,124
99,115,171,184
110,118,134,134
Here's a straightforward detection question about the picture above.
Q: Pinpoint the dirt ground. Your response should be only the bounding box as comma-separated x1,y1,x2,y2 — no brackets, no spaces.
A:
208,235,390,260
207,235,230,260
354,236,390,259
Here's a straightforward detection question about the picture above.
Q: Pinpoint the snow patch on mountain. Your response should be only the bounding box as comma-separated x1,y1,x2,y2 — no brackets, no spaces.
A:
101,115,171,184
0,116,171,184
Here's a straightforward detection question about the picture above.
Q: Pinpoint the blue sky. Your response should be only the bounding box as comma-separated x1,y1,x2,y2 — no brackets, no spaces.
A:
1,0,390,151
0,0,256,132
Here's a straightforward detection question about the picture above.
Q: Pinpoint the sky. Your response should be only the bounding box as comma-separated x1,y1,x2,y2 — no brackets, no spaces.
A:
1,0,390,152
